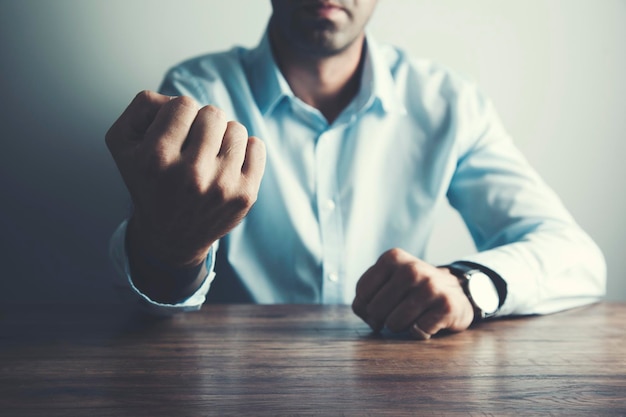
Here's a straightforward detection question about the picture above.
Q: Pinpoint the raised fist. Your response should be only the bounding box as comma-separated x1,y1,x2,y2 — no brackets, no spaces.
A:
106,91,266,300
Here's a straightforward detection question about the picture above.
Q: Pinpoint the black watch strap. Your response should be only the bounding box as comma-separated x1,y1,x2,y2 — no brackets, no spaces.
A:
446,261,508,310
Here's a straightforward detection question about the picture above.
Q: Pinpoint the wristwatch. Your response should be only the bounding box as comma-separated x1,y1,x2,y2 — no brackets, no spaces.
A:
447,262,507,321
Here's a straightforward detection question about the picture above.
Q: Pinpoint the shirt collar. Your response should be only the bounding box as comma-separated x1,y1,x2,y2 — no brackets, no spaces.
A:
362,34,407,115
243,32,292,116
243,30,406,117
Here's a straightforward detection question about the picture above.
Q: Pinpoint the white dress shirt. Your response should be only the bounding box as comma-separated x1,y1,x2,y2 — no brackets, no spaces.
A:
110,33,606,316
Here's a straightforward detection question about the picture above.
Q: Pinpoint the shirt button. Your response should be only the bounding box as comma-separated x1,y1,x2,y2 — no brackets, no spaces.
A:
325,199,336,211
328,272,339,282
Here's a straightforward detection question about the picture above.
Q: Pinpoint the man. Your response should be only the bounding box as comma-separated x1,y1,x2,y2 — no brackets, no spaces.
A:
106,0,605,339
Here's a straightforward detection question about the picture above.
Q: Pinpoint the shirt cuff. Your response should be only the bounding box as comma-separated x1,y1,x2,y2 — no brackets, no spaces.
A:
110,220,216,316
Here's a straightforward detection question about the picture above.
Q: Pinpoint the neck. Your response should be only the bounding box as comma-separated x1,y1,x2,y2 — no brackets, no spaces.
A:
270,30,366,124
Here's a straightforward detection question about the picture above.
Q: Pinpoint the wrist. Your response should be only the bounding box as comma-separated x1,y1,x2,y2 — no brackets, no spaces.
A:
126,218,209,304
438,267,477,328
445,261,507,322
127,215,210,268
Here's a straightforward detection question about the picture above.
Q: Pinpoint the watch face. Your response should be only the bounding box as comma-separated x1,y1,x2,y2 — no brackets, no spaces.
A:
468,272,499,314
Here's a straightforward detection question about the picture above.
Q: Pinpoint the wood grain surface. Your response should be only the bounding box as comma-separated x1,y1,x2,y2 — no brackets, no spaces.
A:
1,303,625,416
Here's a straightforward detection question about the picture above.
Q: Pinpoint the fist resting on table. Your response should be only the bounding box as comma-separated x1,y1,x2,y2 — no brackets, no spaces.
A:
353,248,475,339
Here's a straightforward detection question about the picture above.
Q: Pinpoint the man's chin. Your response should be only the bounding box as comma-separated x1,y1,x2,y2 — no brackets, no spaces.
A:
294,38,351,58
291,27,360,57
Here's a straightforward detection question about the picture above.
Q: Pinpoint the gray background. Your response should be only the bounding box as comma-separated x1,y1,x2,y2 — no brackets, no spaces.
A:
1,0,624,304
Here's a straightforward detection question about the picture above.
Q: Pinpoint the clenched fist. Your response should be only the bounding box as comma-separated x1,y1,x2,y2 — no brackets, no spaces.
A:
106,91,266,302
352,248,474,340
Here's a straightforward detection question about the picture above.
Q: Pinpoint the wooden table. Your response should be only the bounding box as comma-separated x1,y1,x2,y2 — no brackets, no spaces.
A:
1,303,625,416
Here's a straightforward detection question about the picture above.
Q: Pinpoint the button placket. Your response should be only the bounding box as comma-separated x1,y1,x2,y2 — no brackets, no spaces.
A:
314,128,345,304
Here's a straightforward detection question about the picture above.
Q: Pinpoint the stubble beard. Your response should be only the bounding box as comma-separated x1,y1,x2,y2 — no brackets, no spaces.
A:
281,19,361,59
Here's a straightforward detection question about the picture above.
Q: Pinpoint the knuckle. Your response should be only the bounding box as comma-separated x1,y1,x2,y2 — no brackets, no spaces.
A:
248,135,265,150
132,90,164,114
199,104,226,122
247,136,267,161
172,95,199,111
226,120,248,138
397,269,415,289
390,261,423,290
381,248,404,264
134,90,153,105
401,262,421,283
421,275,438,297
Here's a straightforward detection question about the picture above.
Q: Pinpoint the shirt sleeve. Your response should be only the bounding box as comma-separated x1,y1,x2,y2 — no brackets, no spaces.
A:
447,84,606,316
109,220,217,316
